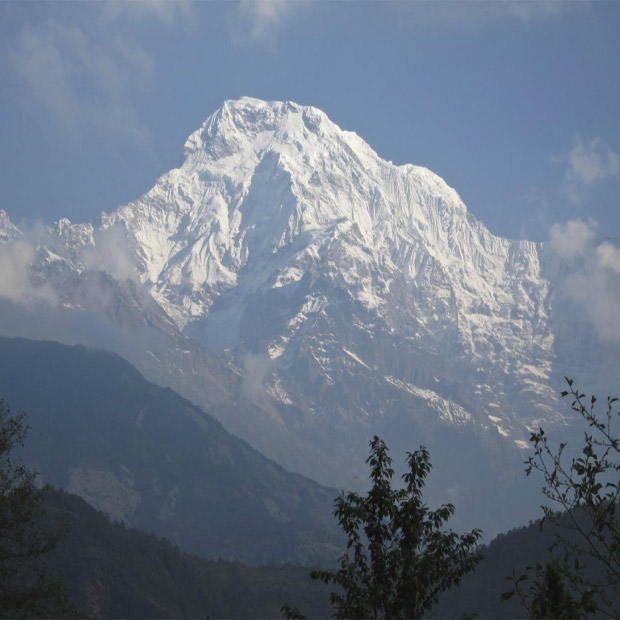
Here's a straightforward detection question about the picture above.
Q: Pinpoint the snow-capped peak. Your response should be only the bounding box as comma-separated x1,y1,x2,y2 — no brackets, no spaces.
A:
94,100,545,352
183,97,332,162
2,99,578,536
21,99,559,452
0,210,22,242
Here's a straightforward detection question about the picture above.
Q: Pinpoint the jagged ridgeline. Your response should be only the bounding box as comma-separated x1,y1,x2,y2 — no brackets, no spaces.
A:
0,98,617,538
0,336,342,565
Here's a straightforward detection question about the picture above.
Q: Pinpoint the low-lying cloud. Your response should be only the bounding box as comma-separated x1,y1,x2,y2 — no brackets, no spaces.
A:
0,215,139,320
0,241,36,302
550,219,620,343
81,224,138,283
242,352,275,406
548,218,597,262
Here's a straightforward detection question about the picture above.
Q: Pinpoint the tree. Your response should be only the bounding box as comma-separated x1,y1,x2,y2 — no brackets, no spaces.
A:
0,399,71,618
504,559,593,619
504,379,620,618
283,436,482,619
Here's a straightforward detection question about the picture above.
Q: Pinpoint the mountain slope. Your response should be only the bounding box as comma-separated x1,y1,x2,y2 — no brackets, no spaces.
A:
0,98,599,536
43,488,332,619
0,336,341,565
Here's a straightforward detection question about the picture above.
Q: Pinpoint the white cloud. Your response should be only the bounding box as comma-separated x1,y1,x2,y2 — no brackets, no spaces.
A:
548,219,597,262
81,224,138,283
101,0,193,25
0,241,36,302
11,18,155,145
596,242,620,274
230,0,296,46
560,135,620,204
549,219,620,343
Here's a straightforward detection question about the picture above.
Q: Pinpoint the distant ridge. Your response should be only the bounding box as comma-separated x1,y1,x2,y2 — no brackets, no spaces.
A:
0,335,341,565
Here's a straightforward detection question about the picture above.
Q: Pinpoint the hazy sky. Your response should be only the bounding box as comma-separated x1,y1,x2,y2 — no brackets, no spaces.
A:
1,0,619,243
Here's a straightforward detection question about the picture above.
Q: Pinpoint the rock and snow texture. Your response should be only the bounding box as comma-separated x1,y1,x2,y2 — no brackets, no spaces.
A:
1,98,560,440
96,98,558,431
0,98,594,534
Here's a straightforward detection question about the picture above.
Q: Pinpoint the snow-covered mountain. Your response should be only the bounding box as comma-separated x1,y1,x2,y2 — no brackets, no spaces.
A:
0,97,604,535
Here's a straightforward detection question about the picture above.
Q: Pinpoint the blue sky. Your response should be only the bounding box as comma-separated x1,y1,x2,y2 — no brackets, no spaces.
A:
1,0,619,243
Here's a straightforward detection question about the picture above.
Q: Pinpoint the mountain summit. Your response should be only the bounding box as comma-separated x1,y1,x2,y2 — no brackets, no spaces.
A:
106,98,552,380
0,99,592,535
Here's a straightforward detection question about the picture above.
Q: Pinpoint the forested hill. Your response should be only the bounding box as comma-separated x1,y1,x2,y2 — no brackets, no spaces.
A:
0,336,342,565
43,487,333,619
44,485,618,619
437,511,620,618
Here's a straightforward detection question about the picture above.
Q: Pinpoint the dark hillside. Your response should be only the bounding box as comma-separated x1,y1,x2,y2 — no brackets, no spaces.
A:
0,336,342,565
43,487,332,619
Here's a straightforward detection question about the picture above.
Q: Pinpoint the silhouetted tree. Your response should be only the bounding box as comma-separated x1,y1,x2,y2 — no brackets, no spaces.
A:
504,379,619,618
0,399,71,618
283,436,482,619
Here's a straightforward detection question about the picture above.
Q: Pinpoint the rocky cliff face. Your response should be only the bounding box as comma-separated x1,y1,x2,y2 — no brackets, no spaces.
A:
0,98,602,536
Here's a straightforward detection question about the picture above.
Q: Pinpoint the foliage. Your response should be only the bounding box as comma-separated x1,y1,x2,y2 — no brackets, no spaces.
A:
504,378,620,618
43,488,333,619
0,399,71,618
527,559,590,620
504,559,593,619
283,436,482,619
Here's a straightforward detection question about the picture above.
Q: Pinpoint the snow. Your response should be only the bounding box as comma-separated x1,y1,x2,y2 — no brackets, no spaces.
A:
343,348,371,370
17,97,564,440
384,376,472,426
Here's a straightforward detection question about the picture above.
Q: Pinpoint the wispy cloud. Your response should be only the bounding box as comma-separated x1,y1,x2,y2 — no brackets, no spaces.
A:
101,0,193,25
242,352,275,406
81,224,139,283
549,219,620,343
226,0,582,48
0,241,36,303
229,0,297,47
393,0,585,31
559,135,620,204
549,219,597,262
11,18,154,145
9,1,192,147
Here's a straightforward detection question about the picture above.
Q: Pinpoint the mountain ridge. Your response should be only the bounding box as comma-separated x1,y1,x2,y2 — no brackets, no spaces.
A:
0,98,604,536
0,335,342,564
